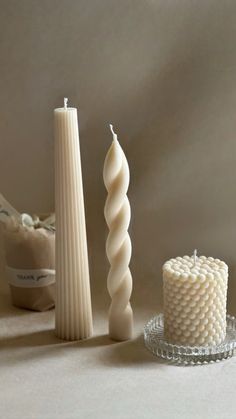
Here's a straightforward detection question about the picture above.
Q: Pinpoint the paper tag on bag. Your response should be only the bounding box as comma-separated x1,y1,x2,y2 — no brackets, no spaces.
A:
6,266,55,288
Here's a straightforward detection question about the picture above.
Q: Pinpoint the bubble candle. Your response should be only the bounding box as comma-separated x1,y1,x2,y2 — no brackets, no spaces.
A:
103,124,133,341
54,98,93,341
163,252,228,346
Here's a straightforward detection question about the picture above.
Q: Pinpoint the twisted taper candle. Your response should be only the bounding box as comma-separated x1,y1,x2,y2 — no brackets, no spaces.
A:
103,124,133,341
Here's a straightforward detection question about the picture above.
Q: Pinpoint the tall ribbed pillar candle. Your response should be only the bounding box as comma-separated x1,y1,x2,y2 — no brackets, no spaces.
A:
54,98,93,341
103,124,133,341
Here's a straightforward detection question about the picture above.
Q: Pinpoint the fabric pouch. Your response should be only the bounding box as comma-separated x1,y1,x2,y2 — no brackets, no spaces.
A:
4,217,55,311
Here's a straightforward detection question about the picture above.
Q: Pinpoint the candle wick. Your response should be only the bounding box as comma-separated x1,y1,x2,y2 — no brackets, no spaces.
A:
193,249,197,266
64,97,68,110
109,123,117,141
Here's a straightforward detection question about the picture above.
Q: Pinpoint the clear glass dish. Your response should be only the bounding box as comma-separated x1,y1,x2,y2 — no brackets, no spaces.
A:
144,313,236,365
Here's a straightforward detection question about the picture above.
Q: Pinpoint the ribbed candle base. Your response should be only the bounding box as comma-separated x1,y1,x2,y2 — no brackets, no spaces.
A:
54,105,93,341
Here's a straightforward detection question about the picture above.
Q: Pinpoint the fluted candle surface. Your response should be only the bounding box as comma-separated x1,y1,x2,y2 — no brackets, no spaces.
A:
54,99,93,341
163,254,228,346
103,125,133,341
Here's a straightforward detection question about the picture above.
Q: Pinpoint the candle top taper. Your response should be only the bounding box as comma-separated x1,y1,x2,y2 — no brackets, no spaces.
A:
193,249,197,266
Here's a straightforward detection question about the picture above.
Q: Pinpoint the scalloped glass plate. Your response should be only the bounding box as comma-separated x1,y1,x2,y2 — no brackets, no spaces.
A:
144,314,236,365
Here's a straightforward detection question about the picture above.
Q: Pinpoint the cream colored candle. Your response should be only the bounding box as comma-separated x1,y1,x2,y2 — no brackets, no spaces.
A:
163,252,228,346
103,125,133,341
54,98,93,341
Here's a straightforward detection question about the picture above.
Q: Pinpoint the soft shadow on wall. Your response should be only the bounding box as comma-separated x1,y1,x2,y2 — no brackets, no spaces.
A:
0,1,236,313
84,3,236,311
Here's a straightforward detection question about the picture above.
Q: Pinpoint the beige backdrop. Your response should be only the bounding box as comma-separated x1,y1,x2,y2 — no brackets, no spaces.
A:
1,0,236,313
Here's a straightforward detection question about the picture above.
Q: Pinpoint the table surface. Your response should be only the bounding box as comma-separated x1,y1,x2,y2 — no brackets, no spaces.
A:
1,290,236,419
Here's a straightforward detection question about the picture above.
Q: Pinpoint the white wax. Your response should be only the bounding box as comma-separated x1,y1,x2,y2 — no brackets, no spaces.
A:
54,102,93,341
163,255,228,346
103,125,133,341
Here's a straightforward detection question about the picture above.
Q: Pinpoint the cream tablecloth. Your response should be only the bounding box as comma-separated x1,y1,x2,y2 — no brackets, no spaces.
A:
1,285,236,419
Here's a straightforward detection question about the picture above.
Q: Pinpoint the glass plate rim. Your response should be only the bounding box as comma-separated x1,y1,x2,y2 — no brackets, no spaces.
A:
144,313,236,364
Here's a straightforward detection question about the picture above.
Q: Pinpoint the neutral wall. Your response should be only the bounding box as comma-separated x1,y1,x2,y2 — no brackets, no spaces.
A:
1,0,236,311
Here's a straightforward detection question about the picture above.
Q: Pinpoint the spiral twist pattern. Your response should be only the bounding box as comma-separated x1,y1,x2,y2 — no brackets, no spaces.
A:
103,136,133,341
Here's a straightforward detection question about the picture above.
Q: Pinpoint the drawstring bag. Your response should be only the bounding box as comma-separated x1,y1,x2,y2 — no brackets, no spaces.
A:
0,194,55,311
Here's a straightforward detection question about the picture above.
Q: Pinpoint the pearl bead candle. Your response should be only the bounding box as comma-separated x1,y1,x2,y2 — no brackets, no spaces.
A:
163,254,228,346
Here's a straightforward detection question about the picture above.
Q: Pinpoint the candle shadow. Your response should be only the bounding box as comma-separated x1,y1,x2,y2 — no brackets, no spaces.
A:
100,334,166,367
75,334,117,348
101,335,225,368
1,329,222,368
0,329,117,349
0,329,59,348
0,329,167,369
